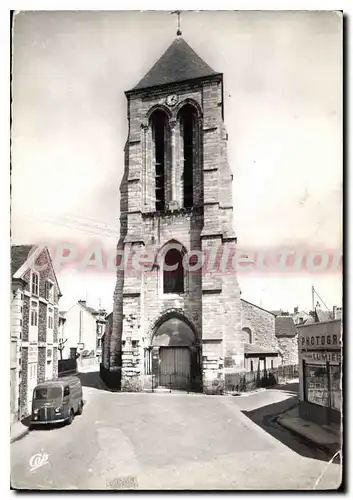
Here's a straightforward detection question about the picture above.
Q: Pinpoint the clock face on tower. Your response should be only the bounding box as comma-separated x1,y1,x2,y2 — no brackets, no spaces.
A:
166,94,178,107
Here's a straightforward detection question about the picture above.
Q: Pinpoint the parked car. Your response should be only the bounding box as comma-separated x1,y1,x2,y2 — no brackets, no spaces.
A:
30,376,83,427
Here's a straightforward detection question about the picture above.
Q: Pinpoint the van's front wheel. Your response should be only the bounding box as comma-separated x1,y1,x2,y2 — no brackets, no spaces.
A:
77,401,83,415
67,409,75,425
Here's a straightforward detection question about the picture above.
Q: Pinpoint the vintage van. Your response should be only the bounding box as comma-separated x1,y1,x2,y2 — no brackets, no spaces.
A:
30,376,83,427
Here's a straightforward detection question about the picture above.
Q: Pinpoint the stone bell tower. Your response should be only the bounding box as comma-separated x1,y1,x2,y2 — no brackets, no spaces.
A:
103,35,242,394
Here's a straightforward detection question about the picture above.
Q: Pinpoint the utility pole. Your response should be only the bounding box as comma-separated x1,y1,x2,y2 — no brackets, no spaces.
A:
311,285,315,311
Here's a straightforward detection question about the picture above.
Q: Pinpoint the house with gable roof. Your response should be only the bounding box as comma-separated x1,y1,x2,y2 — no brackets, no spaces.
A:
61,300,106,360
11,244,62,421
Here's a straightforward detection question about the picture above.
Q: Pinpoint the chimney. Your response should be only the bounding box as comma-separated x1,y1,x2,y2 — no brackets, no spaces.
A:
294,306,299,314
335,307,342,320
333,305,337,318
78,299,86,306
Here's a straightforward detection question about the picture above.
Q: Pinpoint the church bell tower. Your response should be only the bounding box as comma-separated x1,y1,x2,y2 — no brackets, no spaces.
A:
103,33,242,394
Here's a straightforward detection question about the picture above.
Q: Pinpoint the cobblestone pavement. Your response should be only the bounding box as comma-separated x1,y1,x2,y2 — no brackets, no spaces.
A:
11,376,342,490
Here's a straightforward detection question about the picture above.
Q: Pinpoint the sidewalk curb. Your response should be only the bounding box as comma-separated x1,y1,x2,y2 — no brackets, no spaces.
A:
10,427,30,444
230,388,267,397
275,416,341,456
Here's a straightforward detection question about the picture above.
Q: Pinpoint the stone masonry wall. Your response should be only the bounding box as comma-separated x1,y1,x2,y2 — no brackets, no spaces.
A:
53,347,58,378
19,347,28,418
38,302,47,343
38,347,46,384
241,300,278,353
22,295,29,342
277,336,299,365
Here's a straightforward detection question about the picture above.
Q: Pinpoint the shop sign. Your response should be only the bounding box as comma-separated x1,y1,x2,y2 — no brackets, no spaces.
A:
299,325,341,351
302,350,341,364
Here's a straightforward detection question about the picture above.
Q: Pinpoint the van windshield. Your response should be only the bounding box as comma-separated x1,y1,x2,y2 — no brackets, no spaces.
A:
34,386,62,400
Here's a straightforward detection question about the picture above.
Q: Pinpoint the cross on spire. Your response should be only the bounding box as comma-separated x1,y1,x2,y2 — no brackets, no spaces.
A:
171,10,182,36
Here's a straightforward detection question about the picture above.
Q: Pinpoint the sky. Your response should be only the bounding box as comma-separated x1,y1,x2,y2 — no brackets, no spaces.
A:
11,10,342,313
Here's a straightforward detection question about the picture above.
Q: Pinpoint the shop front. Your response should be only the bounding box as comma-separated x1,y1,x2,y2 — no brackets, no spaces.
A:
298,319,342,425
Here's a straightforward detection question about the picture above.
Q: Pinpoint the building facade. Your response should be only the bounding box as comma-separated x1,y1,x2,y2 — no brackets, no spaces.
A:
103,36,242,394
62,300,106,358
11,245,61,420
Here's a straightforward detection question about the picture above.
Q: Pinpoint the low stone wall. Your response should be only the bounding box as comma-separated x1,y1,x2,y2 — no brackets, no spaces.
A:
58,358,77,377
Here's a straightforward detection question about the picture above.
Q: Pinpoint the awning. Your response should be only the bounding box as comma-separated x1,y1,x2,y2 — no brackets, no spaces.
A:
244,343,279,357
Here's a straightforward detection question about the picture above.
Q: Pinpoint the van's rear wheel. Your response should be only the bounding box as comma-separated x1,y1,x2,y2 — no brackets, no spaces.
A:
77,400,83,415
67,409,75,425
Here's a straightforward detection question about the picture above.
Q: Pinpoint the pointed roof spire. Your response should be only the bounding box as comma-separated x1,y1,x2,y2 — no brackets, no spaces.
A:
131,38,219,92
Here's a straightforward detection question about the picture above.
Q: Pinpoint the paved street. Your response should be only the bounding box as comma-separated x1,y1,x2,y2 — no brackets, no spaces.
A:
11,373,341,490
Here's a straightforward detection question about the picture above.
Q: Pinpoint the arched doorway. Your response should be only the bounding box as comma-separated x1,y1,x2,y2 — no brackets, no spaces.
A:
152,316,197,390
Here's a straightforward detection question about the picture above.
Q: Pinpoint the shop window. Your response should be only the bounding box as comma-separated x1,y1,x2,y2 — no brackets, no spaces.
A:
330,365,341,411
305,364,329,407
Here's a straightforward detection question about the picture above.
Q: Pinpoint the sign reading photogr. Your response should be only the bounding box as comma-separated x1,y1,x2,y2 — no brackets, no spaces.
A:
299,320,342,351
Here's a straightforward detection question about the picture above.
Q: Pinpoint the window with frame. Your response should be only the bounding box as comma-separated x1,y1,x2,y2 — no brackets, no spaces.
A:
242,327,252,344
30,301,38,327
48,308,54,329
45,281,54,302
28,345,38,362
31,272,39,296
29,363,37,380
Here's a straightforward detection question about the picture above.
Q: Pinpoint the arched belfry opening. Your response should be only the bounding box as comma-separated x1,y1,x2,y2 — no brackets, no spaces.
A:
150,109,171,212
179,104,199,209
